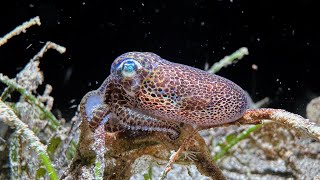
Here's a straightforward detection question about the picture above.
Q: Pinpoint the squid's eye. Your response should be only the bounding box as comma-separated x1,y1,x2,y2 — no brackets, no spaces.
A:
120,59,141,78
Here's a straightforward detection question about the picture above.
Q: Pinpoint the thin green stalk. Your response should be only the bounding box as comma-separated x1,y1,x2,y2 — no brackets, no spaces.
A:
92,127,106,180
0,99,58,180
94,161,103,180
207,47,249,74
39,153,58,180
0,73,60,129
9,132,22,180
213,124,262,161
1,86,14,101
143,165,153,180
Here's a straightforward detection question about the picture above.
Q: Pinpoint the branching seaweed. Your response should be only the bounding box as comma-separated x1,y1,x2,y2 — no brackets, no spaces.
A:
0,17,69,180
0,16,41,47
0,73,60,129
0,100,58,180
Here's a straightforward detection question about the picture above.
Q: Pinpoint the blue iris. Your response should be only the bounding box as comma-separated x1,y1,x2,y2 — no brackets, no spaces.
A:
123,60,136,73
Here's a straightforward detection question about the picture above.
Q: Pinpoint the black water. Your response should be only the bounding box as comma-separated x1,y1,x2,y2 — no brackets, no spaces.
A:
1,0,319,119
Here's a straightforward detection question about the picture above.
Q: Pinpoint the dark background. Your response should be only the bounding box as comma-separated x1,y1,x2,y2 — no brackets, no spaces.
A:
0,0,319,119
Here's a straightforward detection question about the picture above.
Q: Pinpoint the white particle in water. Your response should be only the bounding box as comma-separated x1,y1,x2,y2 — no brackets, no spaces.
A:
251,64,258,70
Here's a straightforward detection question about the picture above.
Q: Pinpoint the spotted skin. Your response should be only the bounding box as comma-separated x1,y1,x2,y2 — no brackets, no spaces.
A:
80,52,249,139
